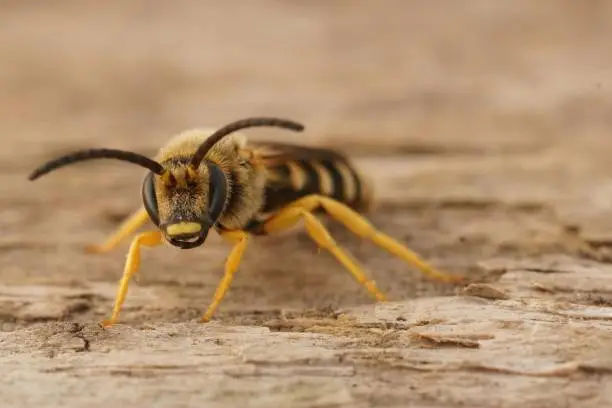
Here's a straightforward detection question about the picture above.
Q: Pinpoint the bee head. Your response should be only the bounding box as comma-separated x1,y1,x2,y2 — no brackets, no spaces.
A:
142,161,227,249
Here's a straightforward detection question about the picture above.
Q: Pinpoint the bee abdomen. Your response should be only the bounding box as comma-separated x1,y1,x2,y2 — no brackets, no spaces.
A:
261,158,371,214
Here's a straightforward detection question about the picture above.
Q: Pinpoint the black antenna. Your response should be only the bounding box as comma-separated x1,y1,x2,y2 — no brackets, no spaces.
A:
28,148,165,181
189,117,304,169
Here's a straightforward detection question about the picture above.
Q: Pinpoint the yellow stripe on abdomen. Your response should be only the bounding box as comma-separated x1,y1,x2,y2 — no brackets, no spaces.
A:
311,161,335,196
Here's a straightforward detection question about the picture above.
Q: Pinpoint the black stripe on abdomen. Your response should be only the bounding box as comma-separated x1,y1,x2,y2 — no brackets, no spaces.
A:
318,159,344,202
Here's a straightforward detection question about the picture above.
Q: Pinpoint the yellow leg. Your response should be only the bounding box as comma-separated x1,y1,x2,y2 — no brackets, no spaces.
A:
263,207,386,301
200,230,249,323
264,195,463,284
100,231,163,328
86,207,150,254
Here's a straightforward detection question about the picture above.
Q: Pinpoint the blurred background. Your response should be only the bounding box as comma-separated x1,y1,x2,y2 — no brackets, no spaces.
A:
3,0,611,155
2,0,612,319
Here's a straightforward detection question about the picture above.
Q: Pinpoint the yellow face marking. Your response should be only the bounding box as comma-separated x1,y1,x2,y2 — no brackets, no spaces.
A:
166,222,202,236
311,162,334,196
286,161,307,190
335,161,357,202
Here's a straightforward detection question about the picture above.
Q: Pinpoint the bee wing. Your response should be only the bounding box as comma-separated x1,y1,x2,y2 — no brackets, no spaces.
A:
245,141,347,167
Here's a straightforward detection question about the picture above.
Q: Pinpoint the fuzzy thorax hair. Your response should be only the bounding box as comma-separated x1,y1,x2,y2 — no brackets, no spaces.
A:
152,128,267,231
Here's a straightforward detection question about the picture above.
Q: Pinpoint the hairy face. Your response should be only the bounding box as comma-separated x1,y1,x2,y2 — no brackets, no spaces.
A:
155,166,213,249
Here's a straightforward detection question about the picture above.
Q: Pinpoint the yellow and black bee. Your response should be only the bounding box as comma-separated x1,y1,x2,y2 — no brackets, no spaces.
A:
28,117,463,327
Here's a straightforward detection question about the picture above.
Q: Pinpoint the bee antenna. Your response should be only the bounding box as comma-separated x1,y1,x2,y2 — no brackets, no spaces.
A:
189,117,305,169
28,148,165,181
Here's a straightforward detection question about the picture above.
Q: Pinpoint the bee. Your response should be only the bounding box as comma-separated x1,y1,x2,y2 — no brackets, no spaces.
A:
28,117,463,327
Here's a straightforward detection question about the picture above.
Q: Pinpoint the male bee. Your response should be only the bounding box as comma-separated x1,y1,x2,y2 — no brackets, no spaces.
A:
28,117,462,327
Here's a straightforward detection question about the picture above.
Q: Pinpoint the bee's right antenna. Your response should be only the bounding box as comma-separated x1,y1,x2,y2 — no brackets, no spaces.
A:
188,117,304,170
28,148,165,181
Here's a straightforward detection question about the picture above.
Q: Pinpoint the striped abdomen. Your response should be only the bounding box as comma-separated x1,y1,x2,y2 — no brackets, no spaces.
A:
240,144,373,234
259,153,372,216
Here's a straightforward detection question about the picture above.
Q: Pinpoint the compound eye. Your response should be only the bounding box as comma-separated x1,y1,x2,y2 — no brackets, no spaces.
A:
142,172,160,227
207,163,228,224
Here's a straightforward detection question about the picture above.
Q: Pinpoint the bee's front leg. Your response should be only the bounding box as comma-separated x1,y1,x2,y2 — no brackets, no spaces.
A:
100,230,163,328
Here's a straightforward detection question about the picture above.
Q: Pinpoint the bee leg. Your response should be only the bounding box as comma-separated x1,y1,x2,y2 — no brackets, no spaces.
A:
275,195,463,284
100,231,163,328
200,230,249,323
263,206,386,301
86,207,150,254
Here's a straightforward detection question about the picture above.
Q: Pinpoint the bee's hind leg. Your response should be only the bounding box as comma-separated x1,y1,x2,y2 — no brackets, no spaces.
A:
268,195,464,284
262,205,387,302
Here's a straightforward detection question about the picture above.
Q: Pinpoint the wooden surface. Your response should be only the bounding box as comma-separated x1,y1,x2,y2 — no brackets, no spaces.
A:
1,1,612,407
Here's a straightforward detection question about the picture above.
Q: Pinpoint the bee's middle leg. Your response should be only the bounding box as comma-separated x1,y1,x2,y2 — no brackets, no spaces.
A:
86,207,150,254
